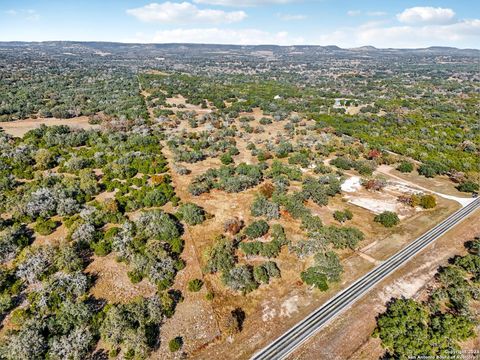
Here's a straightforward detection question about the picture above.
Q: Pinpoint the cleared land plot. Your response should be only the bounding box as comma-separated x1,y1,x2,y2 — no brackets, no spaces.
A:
0,116,100,137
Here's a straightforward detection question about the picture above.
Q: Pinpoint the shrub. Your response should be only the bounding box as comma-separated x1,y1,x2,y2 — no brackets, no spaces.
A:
274,192,309,219
136,210,182,244
420,195,437,209
204,236,235,273
25,187,57,219
250,196,280,220
168,337,183,352
302,179,329,206
263,261,281,278
258,183,275,198
268,160,302,181
333,209,353,223
362,178,387,191
418,161,448,178
374,211,400,227
173,164,191,175
330,157,353,170
92,227,118,256
301,251,343,291
344,209,353,220
127,270,143,284
221,265,258,294
314,163,332,174
34,218,59,236
333,211,345,223
91,240,112,256
220,153,234,165
300,214,323,232
224,217,244,235
323,226,364,249
239,224,287,258
0,225,33,263
71,223,97,244
397,161,414,173
252,261,281,284
301,267,328,290
275,141,293,158
288,152,310,168
253,265,269,284
15,246,54,284
456,181,479,193
187,279,204,292
353,160,376,176
244,220,269,239
257,150,272,161
176,203,206,225
398,194,420,207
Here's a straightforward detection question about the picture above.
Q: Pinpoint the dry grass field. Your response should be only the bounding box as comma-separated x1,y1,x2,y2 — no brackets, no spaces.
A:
0,116,100,137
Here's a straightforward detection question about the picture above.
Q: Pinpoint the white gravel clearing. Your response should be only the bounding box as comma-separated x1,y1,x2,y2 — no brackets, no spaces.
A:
341,176,362,193
348,197,399,215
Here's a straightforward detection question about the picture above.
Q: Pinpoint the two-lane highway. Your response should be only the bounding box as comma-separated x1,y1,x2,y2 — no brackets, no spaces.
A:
252,198,480,360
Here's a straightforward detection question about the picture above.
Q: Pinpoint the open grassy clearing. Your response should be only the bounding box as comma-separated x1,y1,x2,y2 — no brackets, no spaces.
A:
0,116,100,137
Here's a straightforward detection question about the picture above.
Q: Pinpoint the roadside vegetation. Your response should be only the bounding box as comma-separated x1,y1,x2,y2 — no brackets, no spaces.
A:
373,236,480,358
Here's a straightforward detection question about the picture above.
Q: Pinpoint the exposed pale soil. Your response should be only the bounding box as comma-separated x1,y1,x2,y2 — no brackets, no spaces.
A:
0,116,100,137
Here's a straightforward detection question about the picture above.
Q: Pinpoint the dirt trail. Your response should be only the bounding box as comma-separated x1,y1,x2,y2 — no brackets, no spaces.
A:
376,165,474,207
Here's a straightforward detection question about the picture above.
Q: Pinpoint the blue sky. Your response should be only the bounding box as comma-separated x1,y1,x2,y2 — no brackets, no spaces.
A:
1,0,479,48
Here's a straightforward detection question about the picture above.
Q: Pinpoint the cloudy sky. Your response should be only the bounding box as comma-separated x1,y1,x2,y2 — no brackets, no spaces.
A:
1,0,479,48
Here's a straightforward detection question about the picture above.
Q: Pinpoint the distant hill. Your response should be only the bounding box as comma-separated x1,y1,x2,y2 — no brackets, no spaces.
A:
0,41,478,61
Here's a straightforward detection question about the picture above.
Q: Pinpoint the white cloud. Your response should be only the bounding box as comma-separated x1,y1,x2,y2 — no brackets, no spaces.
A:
127,27,304,45
126,2,246,24
316,18,480,48
396,7,455,25
193,0,297,6
277,13,306,21
5,8,39,21
347,10,361,17
25,9,40,21
124,14,480,48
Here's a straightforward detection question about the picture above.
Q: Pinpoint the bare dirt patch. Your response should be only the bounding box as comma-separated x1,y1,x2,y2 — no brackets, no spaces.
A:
0,116,100,137
154,225,220,359
164,95,212,116
86,253,157,304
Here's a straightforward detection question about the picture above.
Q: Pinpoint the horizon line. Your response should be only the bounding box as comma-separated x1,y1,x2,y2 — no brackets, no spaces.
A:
0,40,479,51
